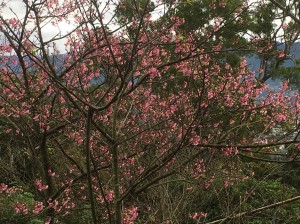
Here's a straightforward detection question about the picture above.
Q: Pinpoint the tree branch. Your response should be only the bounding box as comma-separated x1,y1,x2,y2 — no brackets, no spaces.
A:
207,195,300,224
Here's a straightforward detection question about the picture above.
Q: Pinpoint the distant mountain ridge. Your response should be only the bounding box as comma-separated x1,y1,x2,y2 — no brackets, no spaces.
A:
247,42,300,91
1,42,300,91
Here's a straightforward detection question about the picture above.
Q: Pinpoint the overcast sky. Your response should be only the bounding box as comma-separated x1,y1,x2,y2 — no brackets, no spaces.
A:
2,0,77,52
1,0,291,53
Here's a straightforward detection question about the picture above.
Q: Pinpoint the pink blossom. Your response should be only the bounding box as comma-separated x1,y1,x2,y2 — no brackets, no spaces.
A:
278,51,285,58
48,169,56,177
207,91,214,99
33,201,45,214
0,183,8,193
275,114,287,122
15,201,29,214
35,179,48,192
76,136,83,143
190,135,201,145
149,67,159,77
189,211,207,220
123,207,139,224
282,23,288,29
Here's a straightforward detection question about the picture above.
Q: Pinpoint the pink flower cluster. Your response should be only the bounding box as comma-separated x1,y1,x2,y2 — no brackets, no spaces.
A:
35,179,49,192
189,211,207,220
123,207,139,224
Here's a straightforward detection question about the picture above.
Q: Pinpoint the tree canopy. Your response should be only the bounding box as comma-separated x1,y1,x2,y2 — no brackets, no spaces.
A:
0,0,300,223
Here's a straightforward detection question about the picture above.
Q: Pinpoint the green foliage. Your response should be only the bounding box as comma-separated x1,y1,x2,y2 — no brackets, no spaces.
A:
0,189,43,224
28,219,44,224
115,0,155,24
174,0,250,44
231,178,300,223
272,58,300,90
250,3,277,37
60,204,93,224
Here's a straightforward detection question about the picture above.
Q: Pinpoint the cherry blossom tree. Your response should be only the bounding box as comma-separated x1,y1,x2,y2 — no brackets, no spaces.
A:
0,0,300,223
